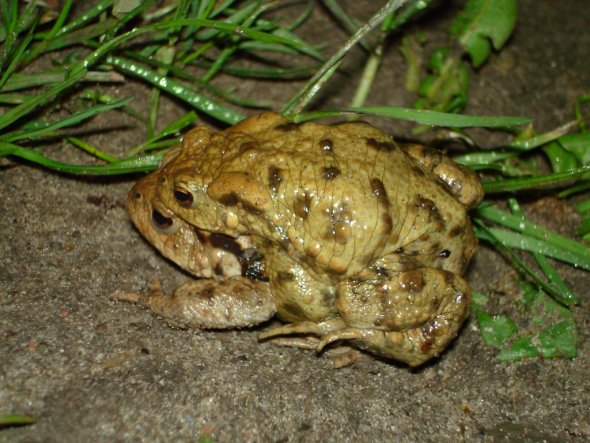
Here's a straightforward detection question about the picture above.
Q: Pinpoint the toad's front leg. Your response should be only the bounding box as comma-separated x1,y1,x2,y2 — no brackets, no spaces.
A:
113,276,276,329
330,268,471,366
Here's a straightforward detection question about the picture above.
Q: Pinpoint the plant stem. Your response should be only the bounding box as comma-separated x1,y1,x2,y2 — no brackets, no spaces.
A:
282,0,410,114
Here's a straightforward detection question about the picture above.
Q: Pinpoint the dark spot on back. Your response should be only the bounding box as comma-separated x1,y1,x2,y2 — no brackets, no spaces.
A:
416,195,435,211
443,270,455,285
322,166,340,180
416,194,444,227
399,270,424,292
395,247,404,254
367,137,396,152
381,213,393,234
268,166,284,194
320,139,333,152
370,178,390,208
294,191,312,219
438,249,451,258
449,225,465,237
217,191,263,215
240,141,257,151
373,265,390,277
218,192,239,207
276,271,295,282
275,122,298,132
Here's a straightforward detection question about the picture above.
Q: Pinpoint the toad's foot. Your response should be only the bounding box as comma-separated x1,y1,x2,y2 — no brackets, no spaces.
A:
258,318,360,367
258,317,346,340
113,277,275,329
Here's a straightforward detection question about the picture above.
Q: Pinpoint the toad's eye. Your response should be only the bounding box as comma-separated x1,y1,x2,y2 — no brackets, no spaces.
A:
152,209,173,230
174,186,194,207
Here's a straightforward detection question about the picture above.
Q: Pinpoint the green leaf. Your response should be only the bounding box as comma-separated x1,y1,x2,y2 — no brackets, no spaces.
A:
558,133,590,165
414,50,469,114
450,0,517,68
496,336,539,361
472,291,489,308
476,311,517,347
538,320,577,358
543,141,580,173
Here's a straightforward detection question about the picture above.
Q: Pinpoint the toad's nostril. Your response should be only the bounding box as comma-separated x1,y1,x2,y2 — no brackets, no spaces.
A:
152,209,173,229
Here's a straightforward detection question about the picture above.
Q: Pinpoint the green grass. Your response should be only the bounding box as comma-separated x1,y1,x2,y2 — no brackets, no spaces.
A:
0,0,588,368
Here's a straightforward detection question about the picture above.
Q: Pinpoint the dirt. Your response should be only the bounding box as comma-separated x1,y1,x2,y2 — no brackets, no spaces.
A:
1,1,589,442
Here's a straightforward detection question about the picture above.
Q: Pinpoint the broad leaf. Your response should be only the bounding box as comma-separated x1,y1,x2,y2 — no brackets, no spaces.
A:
451,0,517,68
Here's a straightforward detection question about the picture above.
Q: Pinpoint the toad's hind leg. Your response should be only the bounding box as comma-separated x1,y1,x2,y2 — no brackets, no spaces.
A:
113,277,276,329
330,268,471,367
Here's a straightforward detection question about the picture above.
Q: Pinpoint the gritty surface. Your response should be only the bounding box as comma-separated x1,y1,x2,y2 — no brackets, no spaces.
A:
1,1,589,442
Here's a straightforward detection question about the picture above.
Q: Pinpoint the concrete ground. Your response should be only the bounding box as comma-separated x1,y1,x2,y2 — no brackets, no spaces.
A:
1,1,589,441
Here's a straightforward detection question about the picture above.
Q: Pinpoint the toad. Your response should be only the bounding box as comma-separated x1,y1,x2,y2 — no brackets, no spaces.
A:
116,112,483,366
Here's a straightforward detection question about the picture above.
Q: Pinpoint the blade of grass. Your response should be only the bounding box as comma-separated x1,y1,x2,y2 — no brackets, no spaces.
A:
53,0,113,37
474,220,582,304
508,117,587,150
0,92,32,104
507,198,580,304
1,70,124,92
0,141,161,174
21,0,73,67
0,0,38,72
283,0,411,114
128,111,197,156
476,205,590,268
44,19,119,52
483,166,590,193
476,226,590,272
107,0,154,39
1,97,133,142
67,136,119,163
201,2,265,83
291,107,530,127
106,55,245,124
0,15,37,89
0,414,36,428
